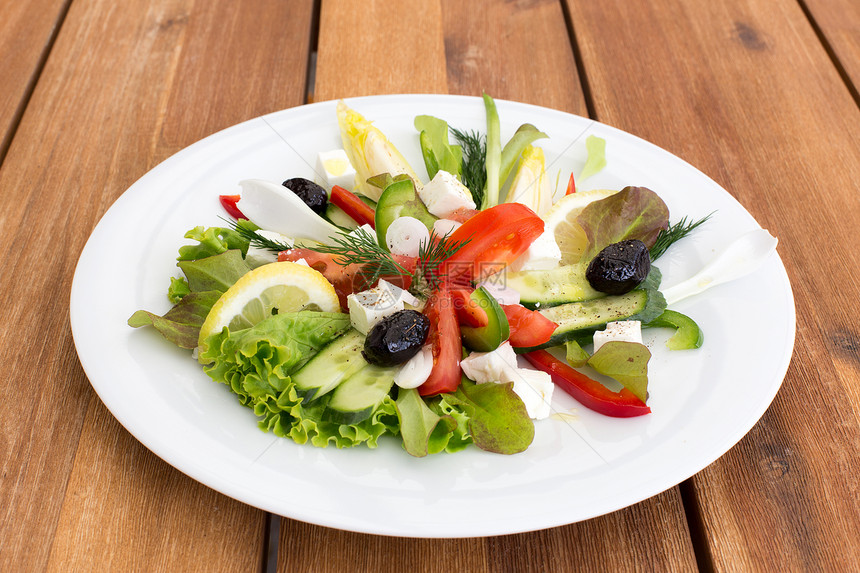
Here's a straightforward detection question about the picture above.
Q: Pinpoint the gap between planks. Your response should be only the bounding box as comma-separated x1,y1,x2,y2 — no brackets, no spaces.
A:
795,0,860,108
0,0,74,168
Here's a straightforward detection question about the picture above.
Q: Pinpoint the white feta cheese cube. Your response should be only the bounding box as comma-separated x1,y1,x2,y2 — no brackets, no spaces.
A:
316,149,357,191
501,368,554,420
509,230,561,272
394,346,434,389
417,170,476,218
376,279,420,307
347,285,405,335
592,320,643,352
459,342,519,384
347,223,376,240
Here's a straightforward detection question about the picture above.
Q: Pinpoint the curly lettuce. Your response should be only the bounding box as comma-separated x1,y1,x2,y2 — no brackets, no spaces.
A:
200,312,401,449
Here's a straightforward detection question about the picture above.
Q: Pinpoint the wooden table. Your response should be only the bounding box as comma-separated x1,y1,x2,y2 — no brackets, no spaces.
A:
2,0,858,570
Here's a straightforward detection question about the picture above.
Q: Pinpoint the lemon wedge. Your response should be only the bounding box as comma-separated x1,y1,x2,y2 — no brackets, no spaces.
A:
543,189,619,265
197,262,340,354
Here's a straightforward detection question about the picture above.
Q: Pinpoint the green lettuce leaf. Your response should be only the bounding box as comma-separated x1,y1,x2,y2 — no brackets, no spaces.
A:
394,388,456,457
167,277,191,304
579,134,607,181
177,249,250,293
128,290,222,349
178,225,249,261
444,379,534,454
587,341,651,403
415,115,463,180
565,339,590,367
577,186,670,260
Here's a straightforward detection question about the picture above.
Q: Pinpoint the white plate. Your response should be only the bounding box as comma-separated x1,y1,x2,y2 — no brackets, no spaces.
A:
70,95,795,537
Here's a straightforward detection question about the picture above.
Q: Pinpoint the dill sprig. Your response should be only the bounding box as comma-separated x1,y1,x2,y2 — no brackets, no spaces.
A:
222,217,293,252
451,127,486,207
650,212,714,260
311,227,412,286
411,229,472,297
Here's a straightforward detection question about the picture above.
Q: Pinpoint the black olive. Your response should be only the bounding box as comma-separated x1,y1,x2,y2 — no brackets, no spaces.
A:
282,177,328,215
362,310,430,366
586,239,651,295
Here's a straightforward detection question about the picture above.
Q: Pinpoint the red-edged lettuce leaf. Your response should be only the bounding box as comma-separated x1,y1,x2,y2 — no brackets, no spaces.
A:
577,186,669,260
128,290,222,349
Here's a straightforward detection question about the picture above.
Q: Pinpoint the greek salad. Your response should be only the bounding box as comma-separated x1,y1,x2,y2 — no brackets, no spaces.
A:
129,95,710,457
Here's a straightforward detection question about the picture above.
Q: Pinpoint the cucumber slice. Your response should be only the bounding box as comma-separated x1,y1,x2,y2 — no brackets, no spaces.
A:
460,287,509,352
374,179,436,250
645,309,703,350
518,289,652,351
326,364,397,425
324,203,359,230
505,262,603,309
292,329,368,402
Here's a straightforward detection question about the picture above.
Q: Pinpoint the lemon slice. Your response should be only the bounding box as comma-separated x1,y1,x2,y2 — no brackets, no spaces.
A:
544,189,619,264
198,261,340,353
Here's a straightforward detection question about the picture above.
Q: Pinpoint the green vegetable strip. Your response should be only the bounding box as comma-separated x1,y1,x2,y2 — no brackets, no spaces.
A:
499,124,548,186
483,93,501,209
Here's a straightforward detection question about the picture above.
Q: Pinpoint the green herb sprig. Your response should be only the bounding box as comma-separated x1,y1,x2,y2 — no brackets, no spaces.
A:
451,127,486,207
222,217,293,252
650,213,714,260
312,227,412,286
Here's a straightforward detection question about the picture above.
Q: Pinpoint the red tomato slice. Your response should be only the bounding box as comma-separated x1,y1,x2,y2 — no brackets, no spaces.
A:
446,207,480,223
418,286,463,396
450,288,489,328
442,203,544,284
501,304,557,348
278,249,416,310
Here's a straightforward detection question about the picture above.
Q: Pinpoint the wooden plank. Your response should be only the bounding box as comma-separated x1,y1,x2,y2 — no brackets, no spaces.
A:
282,1,698,571
442,0,587,115
0,0,315,570
802,0,860,99
279,490,695,572
314,0,449,100
0,0,70,162
565,0,860,569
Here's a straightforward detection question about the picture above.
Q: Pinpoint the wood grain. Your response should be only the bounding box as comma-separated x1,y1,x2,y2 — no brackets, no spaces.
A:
280,2,698,571
0,0,314,570
802,0,860,100
441,0,587,115
279,490,695,572
0,0,70,162
314,0,449,101
566,0,860,569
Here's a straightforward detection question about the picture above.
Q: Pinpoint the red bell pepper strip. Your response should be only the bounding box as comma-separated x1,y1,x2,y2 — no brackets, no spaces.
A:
330,185,376,228
501,304,557,348
418,286,463,396
219,194,246,219
523,350,651,418
564,173,576,195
